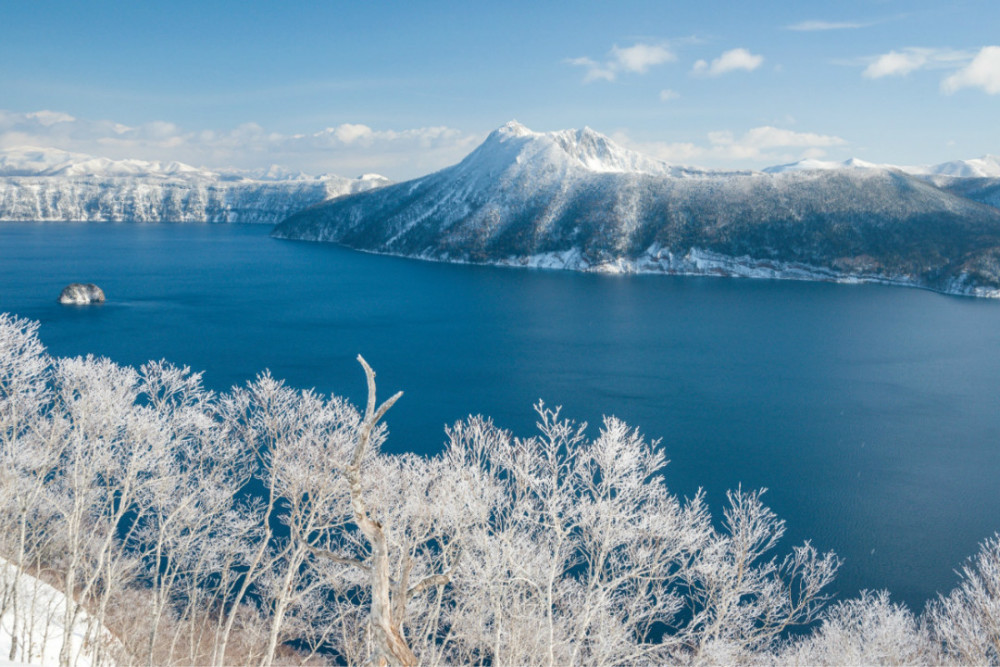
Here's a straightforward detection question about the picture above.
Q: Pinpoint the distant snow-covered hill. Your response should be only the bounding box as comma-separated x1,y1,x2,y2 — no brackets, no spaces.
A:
765,154,1000,211
765,154,1000,179
763,157,891,173
0,147,390,222
917,155,1000,179
274,121,1000,298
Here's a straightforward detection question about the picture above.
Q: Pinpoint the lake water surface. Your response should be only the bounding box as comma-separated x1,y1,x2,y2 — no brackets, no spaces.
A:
3,222,1000,611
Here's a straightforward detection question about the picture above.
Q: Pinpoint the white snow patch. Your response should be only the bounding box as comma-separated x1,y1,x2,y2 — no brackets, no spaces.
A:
483,244,994,298
0,558,119,666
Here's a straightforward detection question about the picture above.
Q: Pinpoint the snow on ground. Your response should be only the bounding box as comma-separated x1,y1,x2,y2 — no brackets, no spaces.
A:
0,558,117,667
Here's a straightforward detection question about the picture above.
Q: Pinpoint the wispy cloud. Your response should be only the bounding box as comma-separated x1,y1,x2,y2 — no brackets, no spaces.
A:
614,125,846,167
786,20,871,31
611,136,704,163
659,89,680,102
565,57,616,83
567,42,676,82
859,47,972,78
707,126,845,160
692,48,764,77
941,46,1000,94
612,43,676,73
851,45,1000,94
0,109,482,180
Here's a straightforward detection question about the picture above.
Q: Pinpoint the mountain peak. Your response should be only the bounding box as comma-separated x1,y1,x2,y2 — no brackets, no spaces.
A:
921,155,1000,178
549,126,684,175
494,120,534,139
275,124,1000,299
474,122,684,177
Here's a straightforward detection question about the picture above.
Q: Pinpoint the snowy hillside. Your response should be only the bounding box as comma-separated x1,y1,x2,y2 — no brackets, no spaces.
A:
916,155,1000,179
763,155,1000,211
764,154,1000,179
274,121,1000,298
763,157,889,174
0,557,118,666
0,147,390,222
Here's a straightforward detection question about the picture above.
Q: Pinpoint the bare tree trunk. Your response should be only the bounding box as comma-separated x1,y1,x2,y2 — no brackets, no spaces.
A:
346,356,415,667
260,541,305,667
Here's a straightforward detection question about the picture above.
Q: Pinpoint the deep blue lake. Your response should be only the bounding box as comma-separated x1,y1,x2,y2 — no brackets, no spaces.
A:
3,222,1000,612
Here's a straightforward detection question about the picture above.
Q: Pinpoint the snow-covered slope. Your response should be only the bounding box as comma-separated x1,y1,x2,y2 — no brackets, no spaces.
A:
915,155,1000,179
764,154,1000,212
765,155,1000,179
763,157,889,174
274,122,1000,298
0,558,119,666
907,157,1000,211
0,147,390,222
546,124,700,176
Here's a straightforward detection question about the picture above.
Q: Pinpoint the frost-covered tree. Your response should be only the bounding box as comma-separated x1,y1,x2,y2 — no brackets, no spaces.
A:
0,314,61,663
776,590,938,665
129,360,255,666
437,408,713,665
5,310,1000,666
422,409,839,666
926,534,1000,664
681,487,840,663
0,315,265,666
275,358,476,667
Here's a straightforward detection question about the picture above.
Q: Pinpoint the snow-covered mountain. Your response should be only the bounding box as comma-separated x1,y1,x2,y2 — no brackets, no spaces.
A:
765,154,1000,211
0,147,390,222
765,154,1000,179
274,121,1000,298
917,155,1000,179
909,157,1000,210
763,157,890,174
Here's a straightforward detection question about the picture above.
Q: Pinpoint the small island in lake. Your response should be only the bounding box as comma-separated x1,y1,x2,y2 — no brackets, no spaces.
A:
59,283,105,305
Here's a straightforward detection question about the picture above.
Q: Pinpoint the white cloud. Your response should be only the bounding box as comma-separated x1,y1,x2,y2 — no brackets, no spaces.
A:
332,123,375,143
786,20,869,31
863,49,929,78
692,48,764,77
0,110,851,177
567,42,676,82
0,109,481,180
25,110,76,126
659,89,680,101
613,125,847,167
708,126,845,159
565,57,617,83
611,43,676,73
860,47,971,78
941,46,1000,94
610,132,703,163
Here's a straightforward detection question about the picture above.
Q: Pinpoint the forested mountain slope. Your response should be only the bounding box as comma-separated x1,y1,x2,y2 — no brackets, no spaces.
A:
274,122,1000,298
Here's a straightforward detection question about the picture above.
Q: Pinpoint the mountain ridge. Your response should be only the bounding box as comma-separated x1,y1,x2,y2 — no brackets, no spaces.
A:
0,145,388,182
765,154,1000,180
0,146,391,223
273,122,1000,298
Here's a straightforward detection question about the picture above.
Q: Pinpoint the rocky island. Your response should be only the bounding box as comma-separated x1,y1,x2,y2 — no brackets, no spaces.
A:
59,283,105,305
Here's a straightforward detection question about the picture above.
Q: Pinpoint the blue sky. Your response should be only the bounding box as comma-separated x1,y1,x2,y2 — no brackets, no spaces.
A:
2,0,999,179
